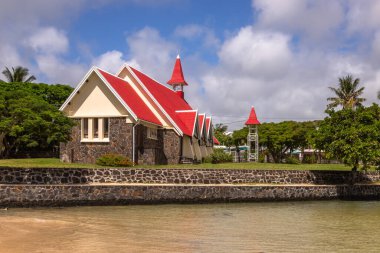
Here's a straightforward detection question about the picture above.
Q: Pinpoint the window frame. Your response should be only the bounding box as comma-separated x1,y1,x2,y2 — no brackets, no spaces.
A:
81,117,110,143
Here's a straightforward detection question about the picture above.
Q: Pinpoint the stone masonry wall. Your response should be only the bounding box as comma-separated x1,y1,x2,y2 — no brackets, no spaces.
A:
60,118,133,164
1,167,380,185
1,184,380,207
60,119,181,165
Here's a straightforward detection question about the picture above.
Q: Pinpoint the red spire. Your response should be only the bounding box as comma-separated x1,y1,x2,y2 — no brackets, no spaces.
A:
245,106,260,125
167,54,188,86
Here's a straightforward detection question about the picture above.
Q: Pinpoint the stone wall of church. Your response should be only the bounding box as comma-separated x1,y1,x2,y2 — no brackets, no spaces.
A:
60,118,133,164
60,119,181,165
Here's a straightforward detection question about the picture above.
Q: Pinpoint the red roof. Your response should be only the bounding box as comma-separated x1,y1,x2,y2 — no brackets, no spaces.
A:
245,106,260,125
130,67,196,136
167,55,188,86
205,117,211,137
176,110,198,136
198,114,205,137
213,136,220,145
97,69,162,126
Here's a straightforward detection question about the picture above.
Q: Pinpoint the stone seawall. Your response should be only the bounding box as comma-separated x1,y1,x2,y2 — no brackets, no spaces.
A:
1,184,380,208
0,167,380,185
2,167,380,207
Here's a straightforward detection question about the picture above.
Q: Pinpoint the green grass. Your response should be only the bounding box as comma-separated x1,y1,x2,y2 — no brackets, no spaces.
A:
0,158,358,171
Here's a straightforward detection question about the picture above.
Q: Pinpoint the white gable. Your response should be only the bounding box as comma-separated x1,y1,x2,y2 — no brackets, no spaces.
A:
63,72,129,118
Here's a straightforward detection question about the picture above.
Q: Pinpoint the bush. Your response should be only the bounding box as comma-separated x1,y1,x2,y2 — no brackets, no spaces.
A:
96,153,133,167
285,156,300,164
203,156,212,163
210,149,233,164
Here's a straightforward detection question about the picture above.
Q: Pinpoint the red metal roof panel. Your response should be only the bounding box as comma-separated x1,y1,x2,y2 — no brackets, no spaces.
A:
97,69,162,126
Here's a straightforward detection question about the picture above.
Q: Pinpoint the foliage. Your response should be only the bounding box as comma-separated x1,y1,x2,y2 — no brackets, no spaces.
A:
210,149,233,164
232,127,248,146
315,104,380,170
285,156,300,164
1,66,36,83
0,82,74,158
96,153,133,167
327,75,365,110
213,123,233,146
0,82,73,109
258,121,318,163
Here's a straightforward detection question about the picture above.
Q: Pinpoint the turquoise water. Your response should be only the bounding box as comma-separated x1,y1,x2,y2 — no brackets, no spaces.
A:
1,201,380,252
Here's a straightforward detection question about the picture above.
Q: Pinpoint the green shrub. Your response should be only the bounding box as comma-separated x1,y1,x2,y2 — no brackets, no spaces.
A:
303,154,317,164
285,156,300,164
203,156,212,163
96,153,133,167
210,149,233,164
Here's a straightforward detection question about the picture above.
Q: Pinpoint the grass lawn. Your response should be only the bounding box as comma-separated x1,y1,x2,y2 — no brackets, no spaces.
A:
0,158,359,171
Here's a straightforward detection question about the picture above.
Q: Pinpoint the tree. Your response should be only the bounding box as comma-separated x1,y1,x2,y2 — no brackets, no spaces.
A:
258,121,317,163
213,123,233,146
315,105,380,170
1,66,36,83
327,75,365,110
0,82,74,158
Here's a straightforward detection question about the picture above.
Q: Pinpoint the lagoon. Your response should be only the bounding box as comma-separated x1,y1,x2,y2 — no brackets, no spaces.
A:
1,201,379,252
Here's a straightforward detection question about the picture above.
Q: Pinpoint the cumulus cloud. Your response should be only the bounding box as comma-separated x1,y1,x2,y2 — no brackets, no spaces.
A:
253,0,344,43
126,27,177,81
218,27,292,79
174,24,220,48
27,27,69,54
35,54,87,85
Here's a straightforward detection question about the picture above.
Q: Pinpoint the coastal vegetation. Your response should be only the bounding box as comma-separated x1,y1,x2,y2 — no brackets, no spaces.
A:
217,75,380,171
0,68,74,158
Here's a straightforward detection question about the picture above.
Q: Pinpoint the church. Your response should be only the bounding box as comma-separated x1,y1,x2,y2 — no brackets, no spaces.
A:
59,55,215,165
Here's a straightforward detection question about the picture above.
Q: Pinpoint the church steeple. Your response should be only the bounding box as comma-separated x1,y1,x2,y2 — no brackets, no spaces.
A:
167,54,188,98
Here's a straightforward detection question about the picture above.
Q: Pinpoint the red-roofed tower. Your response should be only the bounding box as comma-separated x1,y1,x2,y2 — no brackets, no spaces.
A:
167,54,188,99
245,106,260,162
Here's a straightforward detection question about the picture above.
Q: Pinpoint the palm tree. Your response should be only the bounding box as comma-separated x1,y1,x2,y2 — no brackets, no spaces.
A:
327,75,365,110
0,66,36,83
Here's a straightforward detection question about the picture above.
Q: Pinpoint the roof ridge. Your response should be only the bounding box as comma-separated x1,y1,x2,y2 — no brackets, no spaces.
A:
129,66,178,93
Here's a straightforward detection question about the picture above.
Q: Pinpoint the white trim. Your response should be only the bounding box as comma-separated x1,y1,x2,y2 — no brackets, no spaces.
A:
206,116,213,139
93,68,138,121
59,66,138,122
125,65,184,136
81,139,110,143
175,109,198,137
60,66,97,111
198,113,206,139
68,115,130,118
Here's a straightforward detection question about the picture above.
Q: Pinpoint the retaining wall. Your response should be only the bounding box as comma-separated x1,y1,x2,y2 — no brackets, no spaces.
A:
1,184,380,208
0,167,379,185
2,167,380,207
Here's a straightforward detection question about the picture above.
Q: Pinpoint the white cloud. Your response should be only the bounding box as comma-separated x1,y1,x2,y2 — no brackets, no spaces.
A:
174,24,220,48
218,27,292,79
126,27,177,81
27,27,69,54
35,54,86,85
252,0,344,42
346,0,380,35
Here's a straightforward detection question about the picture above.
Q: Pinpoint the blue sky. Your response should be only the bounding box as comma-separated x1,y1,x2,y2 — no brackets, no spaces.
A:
1,0,380,130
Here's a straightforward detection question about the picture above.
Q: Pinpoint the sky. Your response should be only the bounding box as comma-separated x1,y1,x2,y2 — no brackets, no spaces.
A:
1,0,380,130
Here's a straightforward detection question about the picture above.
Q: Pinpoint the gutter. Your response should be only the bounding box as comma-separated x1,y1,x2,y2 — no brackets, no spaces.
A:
132,120,141,166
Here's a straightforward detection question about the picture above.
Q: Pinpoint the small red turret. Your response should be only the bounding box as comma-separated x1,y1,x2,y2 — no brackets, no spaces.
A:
167,54,188,99
245,106,260,125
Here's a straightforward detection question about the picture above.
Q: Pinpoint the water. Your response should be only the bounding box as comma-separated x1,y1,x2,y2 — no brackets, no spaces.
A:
0,201,380,252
